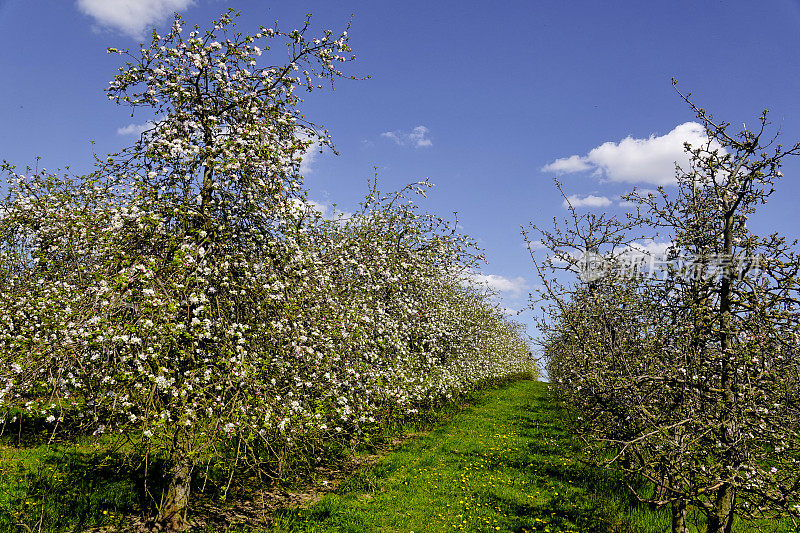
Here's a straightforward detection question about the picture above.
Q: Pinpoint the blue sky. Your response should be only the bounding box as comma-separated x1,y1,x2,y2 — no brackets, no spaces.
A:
2,0,800,341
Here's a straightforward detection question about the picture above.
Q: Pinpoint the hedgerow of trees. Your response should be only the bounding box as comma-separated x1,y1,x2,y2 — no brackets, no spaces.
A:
528,86,800,533
0,11,535,530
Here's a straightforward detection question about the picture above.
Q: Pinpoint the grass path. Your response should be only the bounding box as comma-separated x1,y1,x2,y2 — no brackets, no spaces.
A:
267,380,669,533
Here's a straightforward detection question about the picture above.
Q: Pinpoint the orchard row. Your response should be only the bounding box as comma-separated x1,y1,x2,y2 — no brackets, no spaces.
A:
0,10,534,529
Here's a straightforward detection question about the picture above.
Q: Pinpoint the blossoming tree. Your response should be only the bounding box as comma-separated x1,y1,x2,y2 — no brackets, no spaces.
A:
530,88,800,532
0,10,535,530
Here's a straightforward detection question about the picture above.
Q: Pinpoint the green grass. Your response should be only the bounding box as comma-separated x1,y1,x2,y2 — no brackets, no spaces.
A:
4,380,796,532
0,440,145,532
264,380,671,533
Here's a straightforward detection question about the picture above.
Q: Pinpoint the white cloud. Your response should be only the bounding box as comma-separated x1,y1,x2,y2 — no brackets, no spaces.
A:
543,122,718,186
381,125,432,148
76,0,195,39
117,121,154,136
290,198,329,217
300,142,327,175
562,194,612,209
541,154,592,174
612,241,674,277
291,128,329,175
380,131,401,145
622,240,673,258
306,200,328,216
408,126,432,147
465,271,529,299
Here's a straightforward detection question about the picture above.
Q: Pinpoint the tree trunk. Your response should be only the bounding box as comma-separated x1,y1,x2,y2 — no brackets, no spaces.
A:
706,203,738,533
707,483,735,533
671,499,688,533
158,444,193,531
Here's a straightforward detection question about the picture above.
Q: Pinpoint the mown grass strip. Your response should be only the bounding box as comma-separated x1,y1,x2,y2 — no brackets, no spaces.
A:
6,380,792,531
265,380,670,533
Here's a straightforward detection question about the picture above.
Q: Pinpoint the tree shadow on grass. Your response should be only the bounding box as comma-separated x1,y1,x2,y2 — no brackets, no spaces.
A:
484,398,665,533
0,445,170,532
485,491,626,533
